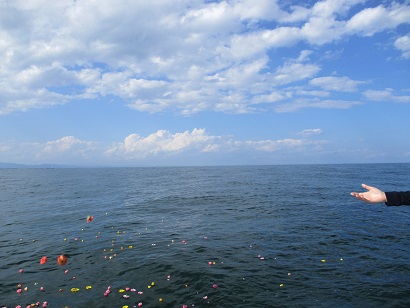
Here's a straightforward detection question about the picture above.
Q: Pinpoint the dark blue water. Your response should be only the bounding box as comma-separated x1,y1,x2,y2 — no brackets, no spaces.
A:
0,164,409,308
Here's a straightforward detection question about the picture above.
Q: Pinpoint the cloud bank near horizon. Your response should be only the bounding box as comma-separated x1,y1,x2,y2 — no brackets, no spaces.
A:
0,128,323,165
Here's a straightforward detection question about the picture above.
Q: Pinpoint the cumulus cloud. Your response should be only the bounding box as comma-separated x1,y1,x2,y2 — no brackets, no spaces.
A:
43,136,95,154
301,0,351,45
345,3,410,36
0,136,101,164
0,127,331,164
104,128,329,160
105,129,219,158
0,0,409,115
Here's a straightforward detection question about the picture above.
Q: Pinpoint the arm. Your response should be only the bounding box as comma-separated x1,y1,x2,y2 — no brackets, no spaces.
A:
351,184,410,206
384,191,410,206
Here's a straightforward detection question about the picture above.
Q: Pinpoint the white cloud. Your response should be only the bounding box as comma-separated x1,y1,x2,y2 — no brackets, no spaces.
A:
346,3,410,36
105,129,219,158
293,88,330,97
0,136,101,165
272,50,321,85
0,128,331,164
394,34,410,59
0,90,68,115
105,128,329,159
364,89,410,103
298,129,323,136
309,76,366,92
0,145,12,152
43,136,97,155
274,98,364,113
227,27,302,61
242,138,328,152
301,8,344,44
0,0,409,116
91,72,171,100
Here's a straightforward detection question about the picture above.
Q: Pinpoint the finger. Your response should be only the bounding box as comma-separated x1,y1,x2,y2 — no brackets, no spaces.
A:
361,183,373,191
351,192,365,200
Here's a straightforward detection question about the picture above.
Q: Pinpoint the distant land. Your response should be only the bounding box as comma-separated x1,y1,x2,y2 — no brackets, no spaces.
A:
0,162,73,169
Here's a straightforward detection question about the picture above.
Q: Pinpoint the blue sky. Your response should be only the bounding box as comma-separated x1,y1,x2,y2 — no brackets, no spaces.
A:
0,0,409,166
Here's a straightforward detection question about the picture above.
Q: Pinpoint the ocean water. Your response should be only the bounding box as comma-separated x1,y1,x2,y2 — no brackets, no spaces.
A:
0,164,409,308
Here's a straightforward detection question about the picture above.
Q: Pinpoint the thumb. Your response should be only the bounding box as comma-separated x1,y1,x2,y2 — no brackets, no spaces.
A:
361,183,373,191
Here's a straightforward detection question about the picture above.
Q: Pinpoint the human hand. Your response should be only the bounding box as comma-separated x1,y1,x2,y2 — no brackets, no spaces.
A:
350,183,387,204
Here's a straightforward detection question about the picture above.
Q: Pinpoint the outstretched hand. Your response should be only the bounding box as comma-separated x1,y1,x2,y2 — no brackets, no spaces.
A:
350,184,387,204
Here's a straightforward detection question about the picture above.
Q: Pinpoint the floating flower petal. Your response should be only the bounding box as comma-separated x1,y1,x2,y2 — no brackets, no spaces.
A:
40,256,48,264
57,255,68,266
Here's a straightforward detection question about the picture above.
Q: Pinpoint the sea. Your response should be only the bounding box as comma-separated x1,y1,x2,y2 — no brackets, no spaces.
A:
0,164,409,308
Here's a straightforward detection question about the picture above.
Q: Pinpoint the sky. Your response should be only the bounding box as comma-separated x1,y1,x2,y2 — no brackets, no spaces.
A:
0,0,410,167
